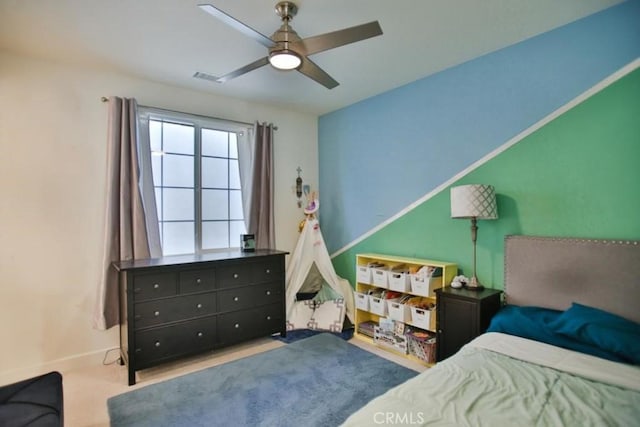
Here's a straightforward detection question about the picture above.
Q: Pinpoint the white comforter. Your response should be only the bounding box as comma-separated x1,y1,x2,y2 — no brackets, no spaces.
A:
342,332,640,426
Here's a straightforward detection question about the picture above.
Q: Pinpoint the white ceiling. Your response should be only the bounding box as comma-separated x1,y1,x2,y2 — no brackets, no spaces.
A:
0,0,622,115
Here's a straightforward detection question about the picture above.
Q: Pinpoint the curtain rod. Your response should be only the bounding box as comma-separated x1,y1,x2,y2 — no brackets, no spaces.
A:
100,97,277,130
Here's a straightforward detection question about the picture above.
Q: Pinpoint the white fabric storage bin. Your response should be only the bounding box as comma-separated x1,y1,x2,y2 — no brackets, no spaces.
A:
410,306,435,330
371,267,390,288
410,274,440,297
369,296,387,316
354,292,370,311
388,271,410,292
356,265,372,284
387,300,411,322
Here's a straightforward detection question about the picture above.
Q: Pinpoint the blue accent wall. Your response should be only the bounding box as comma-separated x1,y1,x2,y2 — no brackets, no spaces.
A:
318,0,640,254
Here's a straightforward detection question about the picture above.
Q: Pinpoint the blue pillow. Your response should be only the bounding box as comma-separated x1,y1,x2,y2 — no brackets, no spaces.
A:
548,303,640,365
487,305,626,363
488,305,562,330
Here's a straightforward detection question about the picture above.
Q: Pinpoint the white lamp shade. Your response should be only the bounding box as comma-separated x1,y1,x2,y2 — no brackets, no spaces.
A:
450,184,498,220
269,50,301,70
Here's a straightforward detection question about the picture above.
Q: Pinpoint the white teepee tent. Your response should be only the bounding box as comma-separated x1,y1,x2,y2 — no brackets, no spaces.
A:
285,216,355,331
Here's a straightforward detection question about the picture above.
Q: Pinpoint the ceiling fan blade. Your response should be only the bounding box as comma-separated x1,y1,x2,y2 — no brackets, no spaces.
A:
216,57,270,83
198,4,275,48
293,21,382,56
297,57,339,89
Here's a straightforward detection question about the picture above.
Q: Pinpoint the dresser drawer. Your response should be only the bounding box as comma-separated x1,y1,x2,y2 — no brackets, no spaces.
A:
132,272,177,301
134,292,217,329
217,282,282,313
218,303,283,345
179,268,216,294
134,317,217,368
255,303,285,335
250,259,284,284
253,282,283,306
217,258,283,288
216,264,252,288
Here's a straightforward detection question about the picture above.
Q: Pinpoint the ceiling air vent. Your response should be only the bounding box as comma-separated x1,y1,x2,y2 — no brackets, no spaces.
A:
193,71,219,82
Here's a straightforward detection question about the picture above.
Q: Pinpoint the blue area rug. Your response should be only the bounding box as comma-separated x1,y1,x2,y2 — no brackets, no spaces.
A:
108,333,418,427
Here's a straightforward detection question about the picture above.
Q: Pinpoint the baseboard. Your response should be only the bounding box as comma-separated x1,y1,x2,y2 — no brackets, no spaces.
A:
0,346,120,386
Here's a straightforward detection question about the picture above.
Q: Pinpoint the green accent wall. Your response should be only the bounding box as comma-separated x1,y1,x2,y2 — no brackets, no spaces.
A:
333,67,640,291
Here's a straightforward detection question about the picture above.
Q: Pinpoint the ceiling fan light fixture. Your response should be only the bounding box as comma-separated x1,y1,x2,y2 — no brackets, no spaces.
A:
269,49,301,70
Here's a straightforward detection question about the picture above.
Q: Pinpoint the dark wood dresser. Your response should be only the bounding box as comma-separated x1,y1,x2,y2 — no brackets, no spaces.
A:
113,249,288,385
435,287,502,362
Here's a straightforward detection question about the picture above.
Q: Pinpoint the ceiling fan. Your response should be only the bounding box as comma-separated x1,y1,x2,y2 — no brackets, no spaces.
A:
195,1,383,89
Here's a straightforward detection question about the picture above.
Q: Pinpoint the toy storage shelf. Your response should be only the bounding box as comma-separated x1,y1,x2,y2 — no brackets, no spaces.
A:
354,253,457,366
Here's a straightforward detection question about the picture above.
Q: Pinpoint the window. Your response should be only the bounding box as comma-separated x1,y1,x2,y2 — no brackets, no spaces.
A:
139,108,249,256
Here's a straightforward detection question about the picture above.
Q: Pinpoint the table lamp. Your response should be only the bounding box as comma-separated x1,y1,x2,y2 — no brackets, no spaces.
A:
450,184,498,290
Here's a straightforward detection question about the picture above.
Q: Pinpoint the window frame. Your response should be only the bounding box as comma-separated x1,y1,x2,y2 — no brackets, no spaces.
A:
138,106,250,256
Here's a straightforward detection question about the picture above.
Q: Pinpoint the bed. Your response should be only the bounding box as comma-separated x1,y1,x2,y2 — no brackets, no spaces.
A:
342,235,640,426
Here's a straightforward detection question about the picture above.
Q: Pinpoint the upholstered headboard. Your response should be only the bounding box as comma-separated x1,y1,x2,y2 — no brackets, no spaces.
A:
504,235,640,324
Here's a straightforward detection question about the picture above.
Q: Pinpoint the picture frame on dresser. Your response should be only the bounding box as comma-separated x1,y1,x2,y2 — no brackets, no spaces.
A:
113,249,288,385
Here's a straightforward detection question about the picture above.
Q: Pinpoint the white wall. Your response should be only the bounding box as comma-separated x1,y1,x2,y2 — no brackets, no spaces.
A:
0,50,318,383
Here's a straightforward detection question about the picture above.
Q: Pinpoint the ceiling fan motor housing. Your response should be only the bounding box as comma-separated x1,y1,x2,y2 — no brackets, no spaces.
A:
274,1,298,21
271,2,301,53
270,24,301,48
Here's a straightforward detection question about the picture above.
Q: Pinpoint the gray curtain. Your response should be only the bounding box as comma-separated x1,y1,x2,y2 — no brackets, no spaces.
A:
137,113,163,257
240,122,275,249
93,97,161,330
237,127,254,231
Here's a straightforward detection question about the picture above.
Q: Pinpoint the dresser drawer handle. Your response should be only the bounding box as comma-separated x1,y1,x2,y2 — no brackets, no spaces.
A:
154,341,161,347
154,311,160,317
265,290,271,296
233,273,239,279
135,348,142,353
233,296,239,302
266,315,271,320
234,323,240,329
153,283,160,289
196,278,202,284
266,269,271,274
197,303,203,309
197,332,203,337
134,288,141,293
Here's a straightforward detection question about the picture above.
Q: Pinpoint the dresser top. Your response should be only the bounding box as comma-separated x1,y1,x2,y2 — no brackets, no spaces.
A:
112,249,288,271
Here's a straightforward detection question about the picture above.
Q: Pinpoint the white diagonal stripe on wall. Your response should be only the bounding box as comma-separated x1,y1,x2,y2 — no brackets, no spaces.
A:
330,58,640,259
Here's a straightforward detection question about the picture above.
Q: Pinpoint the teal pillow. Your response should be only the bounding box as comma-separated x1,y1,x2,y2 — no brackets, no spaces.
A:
549,303,640,365
312,283,341,303
487,305,625,363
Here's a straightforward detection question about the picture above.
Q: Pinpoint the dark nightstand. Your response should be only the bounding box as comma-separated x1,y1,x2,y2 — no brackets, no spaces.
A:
435,287,502,361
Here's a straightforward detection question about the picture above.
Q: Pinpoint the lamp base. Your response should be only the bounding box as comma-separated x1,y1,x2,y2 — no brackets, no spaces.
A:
465,276,484,291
